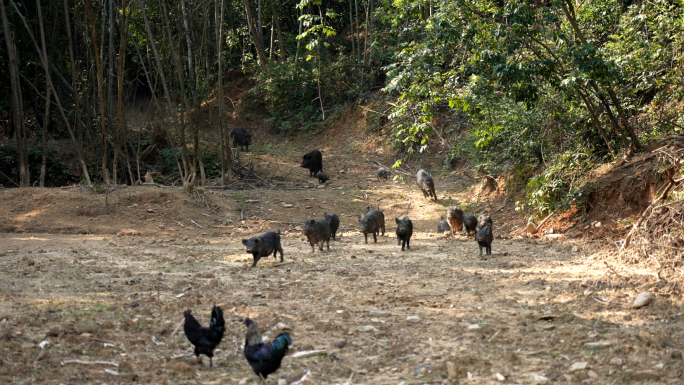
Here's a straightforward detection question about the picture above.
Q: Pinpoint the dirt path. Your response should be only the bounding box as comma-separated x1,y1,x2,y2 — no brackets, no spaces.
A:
0,206,681,383
1,130,682,383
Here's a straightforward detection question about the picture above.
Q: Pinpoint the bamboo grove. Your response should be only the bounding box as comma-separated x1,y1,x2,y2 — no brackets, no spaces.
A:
0,0,682,193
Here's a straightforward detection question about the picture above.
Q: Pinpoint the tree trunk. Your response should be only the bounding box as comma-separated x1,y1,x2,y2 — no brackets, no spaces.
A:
63,0,92,186
181,0,195,84
108,0,114,142
243,0,268,69
349,0,355,63
294,5,302,66
560,0,642,152
269,15,274,59
218,0,227,185
267,0,286,58
85,0,110,183
258,0,262,40
577,90,616,157
1,0,28,187
138,0,190,182
159,0,192,184
114,0,128,186
15,0,92,187
360,0,370,85
15,0,94,187
37,0,52,188
355,0,360,63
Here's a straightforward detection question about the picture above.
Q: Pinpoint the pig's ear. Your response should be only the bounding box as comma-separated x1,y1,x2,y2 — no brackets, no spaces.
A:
254,238,260,244
242,239,248,245
357,217,361,223
395,218,400,224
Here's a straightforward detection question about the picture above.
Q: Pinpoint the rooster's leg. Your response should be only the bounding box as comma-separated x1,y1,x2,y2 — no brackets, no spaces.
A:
259,373,268,385
209,357,213,368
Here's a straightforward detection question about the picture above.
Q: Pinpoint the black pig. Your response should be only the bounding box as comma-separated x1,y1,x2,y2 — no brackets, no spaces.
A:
377,168,391,181
438,217,449,233
416,169,437,200
302,219,331,252
241,231,284,267
464,215,478,237
318,172,330,184
358,210,383,244
324,213,340,240
301,150,323,177
477,214,493,231
476,225,493,256
395,216,413,251
230,128,253,152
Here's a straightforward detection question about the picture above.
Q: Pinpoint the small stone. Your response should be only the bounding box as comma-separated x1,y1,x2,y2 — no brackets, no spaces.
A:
130,301,139,308
571,246,580,252
357,325,378,332
336,340,347,348
670,350,683,360
494,373,505,382
634,370,659,381
633,291,655,308
173,362,192,373
609,357,623,366
446,361,457,379
47,326,62,337
594,222,601,227
74,320,98,334
569,362,588,372
587,370,598,379
35,350,49,361
623,314,632,321
467,324,481,330
639,330,652,339
200,272,215,278
530,374,549,384
267,292,282,299
584,341,612,348
209,279,218,287
544,228,554,235
406,315,421,323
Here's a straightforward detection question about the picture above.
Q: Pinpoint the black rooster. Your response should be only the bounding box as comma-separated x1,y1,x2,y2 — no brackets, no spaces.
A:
243,318,292,379
183,306,225,367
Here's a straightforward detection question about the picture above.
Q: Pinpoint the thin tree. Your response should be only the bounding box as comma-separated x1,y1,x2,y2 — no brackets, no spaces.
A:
159,0,195,189
138,0,191,183
62,0,92,186
36,0,52,187
108,0,114,132
1,0,29,187
217,0,227,185
13,0,92,186
267,0,286,58
349,0,355,64
85,0,110,183
243,0,268,69
113,0,128,185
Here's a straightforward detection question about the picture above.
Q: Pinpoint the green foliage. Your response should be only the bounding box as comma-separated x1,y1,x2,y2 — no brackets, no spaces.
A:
517,150,598,217
0,146,74,187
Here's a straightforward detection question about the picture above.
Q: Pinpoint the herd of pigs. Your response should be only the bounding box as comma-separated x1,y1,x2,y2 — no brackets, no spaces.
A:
230,128,495,267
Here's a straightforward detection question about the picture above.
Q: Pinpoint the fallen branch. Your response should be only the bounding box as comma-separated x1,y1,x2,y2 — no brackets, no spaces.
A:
190,219,203,229
60,360,119,367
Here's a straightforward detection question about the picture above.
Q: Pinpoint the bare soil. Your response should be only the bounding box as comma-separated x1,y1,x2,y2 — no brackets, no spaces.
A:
1,89,683,384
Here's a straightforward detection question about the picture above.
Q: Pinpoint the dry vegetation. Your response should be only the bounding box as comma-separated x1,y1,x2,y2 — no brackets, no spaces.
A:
1,123,684,384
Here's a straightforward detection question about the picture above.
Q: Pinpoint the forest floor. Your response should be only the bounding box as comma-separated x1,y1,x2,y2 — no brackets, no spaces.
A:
1,82,683,384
